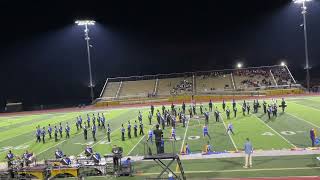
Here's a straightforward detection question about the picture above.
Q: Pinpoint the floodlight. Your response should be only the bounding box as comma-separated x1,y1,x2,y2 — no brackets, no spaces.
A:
293,0,311,4
75,20,95,26
280,62,286,66
237,63,243,68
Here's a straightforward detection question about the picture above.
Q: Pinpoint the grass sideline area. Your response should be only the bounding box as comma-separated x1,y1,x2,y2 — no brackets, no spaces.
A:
1,95,320,179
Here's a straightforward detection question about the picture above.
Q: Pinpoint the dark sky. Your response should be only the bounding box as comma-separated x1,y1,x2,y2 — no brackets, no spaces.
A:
0,0,319,109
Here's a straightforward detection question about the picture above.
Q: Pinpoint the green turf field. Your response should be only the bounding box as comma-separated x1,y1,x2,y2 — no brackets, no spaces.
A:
1,96,320,179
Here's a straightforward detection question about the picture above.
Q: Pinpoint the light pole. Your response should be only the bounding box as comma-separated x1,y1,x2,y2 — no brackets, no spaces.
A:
294,0,311,92
75,20,95,102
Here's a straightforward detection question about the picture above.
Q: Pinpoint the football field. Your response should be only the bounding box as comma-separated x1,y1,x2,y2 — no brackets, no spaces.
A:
1,95,320,179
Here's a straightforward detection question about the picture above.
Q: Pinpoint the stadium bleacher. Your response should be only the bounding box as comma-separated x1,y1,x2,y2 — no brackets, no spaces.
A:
119,80,156,98
99,65,298,100
196,71,233,93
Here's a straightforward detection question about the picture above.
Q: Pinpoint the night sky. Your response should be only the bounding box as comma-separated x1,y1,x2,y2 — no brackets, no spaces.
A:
0,0,319,110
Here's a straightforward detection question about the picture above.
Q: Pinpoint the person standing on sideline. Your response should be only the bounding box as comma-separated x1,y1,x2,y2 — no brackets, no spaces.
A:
153,124,163,154
243,138,253,168
310,128,316,147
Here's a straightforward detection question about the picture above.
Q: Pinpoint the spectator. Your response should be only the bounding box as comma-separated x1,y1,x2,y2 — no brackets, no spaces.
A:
243,138,253,168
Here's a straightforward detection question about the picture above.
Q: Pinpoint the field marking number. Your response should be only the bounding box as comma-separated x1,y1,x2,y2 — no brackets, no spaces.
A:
262,131,297,136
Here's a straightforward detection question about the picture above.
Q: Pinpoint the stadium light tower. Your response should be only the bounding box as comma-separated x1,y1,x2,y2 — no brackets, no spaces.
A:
236,62,243,69
293,0,311,92
280,61,286,67
75,20,96,102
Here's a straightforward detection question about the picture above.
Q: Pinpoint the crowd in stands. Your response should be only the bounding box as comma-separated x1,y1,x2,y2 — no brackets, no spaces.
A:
234,68,273,88
198,71,230,91
271,67,292,86
199,71,225,79
171,79,193,95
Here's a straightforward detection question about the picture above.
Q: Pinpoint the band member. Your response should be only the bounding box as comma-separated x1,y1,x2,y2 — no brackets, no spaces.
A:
36,126,41,143
171,103,175,112
189,107,193,118
138,111,143,123
182,114,186,127
226,122,234,135
310,128,316,147
97,113,101,127
59,123,63,138
156,110,161,125
162,105,166,114
204,109,209,125
272,105,278,117
133,121,138,138
121,124,125,141
101,113,106,129
222,100,226,111
147,129,153,143
232,99,236,109
48,124,52,139
172,115,176,128
22,150,34,167
76,117,79,131
127,121,132,139
267,106,272,119
54,125,58,142
203,125,211,140
6,150,14,168
209,100,213,112
226,107,231,119
55,148,64,159
263,100,267,114
92,114,96,126
139,122,144,135
200,103,203,114
148,111,152,125
107,124,111,142
65,123,70,138
214,108,220,122
171,127,176,140
166,112,171,126
92,124,97,141
182,102,186,114
61,155,71,165
83,123,88,140
280,98,287,113
192,104,196,115
185,143,191,154
79,116,83,128
41,127,46,143
151,105,155,116
92,152,101,164
246,103,250,115
242,105,246,116
161,115,165,130
233,106,237,118
85,145,93,157
87,114,91,128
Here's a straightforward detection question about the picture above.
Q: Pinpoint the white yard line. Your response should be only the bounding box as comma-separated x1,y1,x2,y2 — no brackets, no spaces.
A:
219,114,238,152
127,123,155,156
140,167,320,175
291,101,320,113
286,113,320,129
127,135,145,156
37,140,67,155
252,114,297,148
180,116,191,153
